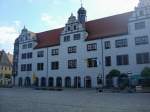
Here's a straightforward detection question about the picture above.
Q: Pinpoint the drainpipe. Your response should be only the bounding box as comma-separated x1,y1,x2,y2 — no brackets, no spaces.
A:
101,39,105,87
46,47,48,87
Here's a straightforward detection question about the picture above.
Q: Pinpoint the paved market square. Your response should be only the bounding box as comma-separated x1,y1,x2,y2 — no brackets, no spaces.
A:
0,88,150,112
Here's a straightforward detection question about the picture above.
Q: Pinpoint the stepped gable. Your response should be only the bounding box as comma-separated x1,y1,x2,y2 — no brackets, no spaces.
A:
35,12,132,49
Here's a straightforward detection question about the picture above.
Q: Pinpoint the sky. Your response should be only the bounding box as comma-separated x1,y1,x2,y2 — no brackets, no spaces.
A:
0,0,139,54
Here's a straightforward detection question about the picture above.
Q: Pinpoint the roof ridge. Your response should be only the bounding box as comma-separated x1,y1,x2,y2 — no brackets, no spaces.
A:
35,12,132,34
36,27,64,34
86,11,133,23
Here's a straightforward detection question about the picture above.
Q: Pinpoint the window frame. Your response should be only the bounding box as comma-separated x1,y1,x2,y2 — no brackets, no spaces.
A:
74,33,81,40
105,41,111,49
116,54,129,65
51,49,59,56
68,46,77,53
87,43,97,51
87,58,98,68
37,51,44,57
51,61,59,70
136,52,150,64
68,59,77,69
135,36,149,45
105,56,111,66
115,39,128,48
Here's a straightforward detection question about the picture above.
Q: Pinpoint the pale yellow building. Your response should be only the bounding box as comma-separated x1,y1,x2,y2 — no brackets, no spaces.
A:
0,50,13,86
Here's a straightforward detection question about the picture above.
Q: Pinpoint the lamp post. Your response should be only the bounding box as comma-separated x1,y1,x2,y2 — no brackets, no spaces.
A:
97,73,103,92
127,71,132,87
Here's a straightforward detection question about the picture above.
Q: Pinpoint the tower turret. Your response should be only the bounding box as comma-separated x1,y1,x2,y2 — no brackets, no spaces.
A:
78,5,87,25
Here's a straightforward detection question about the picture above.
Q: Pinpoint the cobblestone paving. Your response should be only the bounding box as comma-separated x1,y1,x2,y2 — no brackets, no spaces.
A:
0,88,150,112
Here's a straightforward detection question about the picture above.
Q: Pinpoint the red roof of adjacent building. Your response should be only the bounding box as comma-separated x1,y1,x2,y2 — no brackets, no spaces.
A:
35,12,132,49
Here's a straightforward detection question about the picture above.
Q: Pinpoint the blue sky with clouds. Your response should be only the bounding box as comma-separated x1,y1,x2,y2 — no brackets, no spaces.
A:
0,0,139,53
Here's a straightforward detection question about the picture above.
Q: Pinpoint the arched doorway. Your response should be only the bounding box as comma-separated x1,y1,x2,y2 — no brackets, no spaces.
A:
48,77,54,87
106,75,113,87
84,76,92,88
56,77,62,88
65,77,71,88
24,77,31,87
74,76,81,88
18,77,23,87
34,77,39,87
41,77,46,87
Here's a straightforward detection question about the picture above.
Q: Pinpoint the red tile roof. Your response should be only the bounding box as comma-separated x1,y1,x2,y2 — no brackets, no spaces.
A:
35,12,132,49
35,28,63,49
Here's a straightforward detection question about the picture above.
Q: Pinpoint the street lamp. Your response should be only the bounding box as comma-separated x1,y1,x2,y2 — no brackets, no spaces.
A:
97,74,103,92
127,71,132,87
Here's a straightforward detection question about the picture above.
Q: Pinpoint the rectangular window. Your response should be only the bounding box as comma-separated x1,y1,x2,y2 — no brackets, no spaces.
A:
116,39,128,48
27,64,32,71
105,56,111,66
135,21,145,30
105,41,111,49
28,43,32,48
21,53,26,59
68,60,77,69
37,63,44,71
135,36,149,45
37,51,44,57
27,52,32,59
117,55,129,65
136,52,150,64
87,43,97,51
64,35,70,42
51,61,59,70
22,44,27,49
51,49,59,56
74,34,81,40
68,46,77,53
21,64,26,71
87,58,97,68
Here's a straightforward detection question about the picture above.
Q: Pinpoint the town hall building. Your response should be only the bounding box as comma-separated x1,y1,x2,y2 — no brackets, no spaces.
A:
13,0,150,88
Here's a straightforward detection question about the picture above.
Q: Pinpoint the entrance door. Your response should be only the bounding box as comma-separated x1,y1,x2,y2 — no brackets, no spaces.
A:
18,77,23,87
48,77,54,87
74,76,81,88
56,77,62,87
65,77,71,88
84,76,92,88
35,77,39,87
41,77,46,87
24,77,31,87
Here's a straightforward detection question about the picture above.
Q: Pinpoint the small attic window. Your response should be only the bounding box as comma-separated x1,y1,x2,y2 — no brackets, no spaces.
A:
28,33,30,37
68,26,71,31
139,10,144,16
74,25,77,30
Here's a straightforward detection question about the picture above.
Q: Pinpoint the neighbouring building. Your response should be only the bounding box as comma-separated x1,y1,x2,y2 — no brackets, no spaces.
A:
0,50,13,86
12,38,19,85
14,0,150,88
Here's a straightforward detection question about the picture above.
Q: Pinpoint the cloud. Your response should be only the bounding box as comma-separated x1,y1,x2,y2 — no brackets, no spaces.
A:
41,13,66,29
41,13,52,24
78,0,139,20
0,25,19,54
27,0,33,3
13,20,22,28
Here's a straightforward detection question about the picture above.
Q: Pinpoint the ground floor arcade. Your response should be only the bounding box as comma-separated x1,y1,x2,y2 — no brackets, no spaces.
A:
17,76,97,88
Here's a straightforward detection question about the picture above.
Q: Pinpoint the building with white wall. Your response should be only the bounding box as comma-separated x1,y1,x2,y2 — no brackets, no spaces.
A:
14,0,150,88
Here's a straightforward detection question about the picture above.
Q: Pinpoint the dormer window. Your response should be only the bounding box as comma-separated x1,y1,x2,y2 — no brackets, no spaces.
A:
135,21,145,30
22,44,27,49
139,10,144,16
74,25,77,30
28,43,32,48
68,26,71,31
74,34,80,40
28,33,31,37
64,35,70,42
